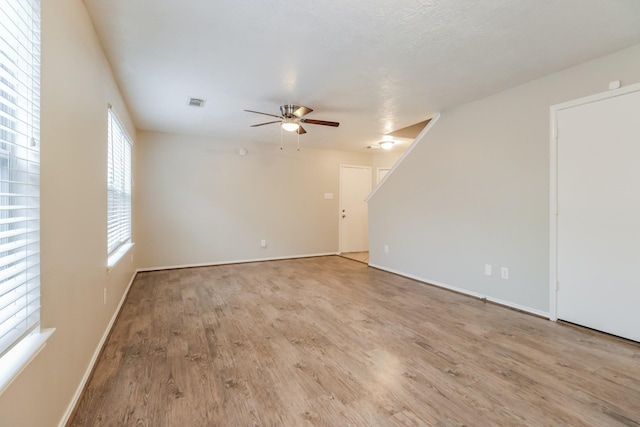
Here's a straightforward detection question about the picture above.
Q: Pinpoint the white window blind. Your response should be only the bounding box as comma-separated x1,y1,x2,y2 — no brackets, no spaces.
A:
107,108,131,257
0,0,41,359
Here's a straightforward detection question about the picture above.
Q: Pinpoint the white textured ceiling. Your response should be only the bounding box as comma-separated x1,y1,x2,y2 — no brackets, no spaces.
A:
83,0,640,152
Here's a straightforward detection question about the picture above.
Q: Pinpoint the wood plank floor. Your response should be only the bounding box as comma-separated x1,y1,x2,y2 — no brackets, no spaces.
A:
340,251,369,264
70,256,640,426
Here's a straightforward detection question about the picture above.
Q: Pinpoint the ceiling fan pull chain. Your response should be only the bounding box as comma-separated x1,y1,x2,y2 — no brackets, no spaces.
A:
297,131,300,151
280,124,284,150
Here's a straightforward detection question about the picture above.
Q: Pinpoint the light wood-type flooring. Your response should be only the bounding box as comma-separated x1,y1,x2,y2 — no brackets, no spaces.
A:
340,251,369,264
70,256,640,426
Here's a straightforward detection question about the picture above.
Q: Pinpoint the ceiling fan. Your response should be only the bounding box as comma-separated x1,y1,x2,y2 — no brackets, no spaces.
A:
244,104,339,134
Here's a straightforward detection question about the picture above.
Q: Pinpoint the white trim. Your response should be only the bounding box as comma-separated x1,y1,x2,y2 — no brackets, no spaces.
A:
552,82,640,111
136,252,339,272
548,82,640,322
549,106,558,321
366,112,440,202
58,270,138,427
369,263,549,318
376,167,390,184
338,163,373,168
107,242,135,272
0,328,55,396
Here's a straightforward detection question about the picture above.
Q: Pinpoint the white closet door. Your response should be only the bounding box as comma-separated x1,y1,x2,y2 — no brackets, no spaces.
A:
557,89,640,342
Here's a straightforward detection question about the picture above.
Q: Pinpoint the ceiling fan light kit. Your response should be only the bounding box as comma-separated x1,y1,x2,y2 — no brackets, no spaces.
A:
281,118,300,132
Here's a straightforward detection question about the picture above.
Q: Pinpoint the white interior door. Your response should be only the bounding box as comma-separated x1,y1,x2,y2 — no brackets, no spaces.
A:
340,165,371,253
556,89,640,342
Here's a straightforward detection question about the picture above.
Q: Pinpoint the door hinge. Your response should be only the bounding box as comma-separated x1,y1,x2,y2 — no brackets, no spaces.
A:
556,280,560,292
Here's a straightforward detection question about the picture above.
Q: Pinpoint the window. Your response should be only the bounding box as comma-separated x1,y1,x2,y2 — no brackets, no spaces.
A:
0,0,41,360
107,108,132,265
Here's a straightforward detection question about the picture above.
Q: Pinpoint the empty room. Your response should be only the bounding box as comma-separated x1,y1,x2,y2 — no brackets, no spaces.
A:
1,0,639,425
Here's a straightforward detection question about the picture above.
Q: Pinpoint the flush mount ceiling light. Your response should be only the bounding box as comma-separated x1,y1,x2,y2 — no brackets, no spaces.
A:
380,140,395,150
281,117,300,132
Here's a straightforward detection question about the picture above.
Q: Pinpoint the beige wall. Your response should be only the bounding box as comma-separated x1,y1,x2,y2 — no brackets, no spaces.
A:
135,131,389,268
0,1,137,426
368,44,640,315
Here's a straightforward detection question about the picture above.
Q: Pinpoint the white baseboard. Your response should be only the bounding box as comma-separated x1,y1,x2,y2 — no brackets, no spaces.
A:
137,252,340,272
368,263,550,319
58,270,138,427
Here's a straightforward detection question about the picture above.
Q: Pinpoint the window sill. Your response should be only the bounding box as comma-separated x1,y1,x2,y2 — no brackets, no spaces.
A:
0,328,55,396
107,242,135,273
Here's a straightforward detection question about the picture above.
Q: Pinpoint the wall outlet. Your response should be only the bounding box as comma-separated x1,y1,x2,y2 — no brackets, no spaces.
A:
261,239,267,248
501,267,509,279
484,264,492,276
384,244,389,254
103,288,107,305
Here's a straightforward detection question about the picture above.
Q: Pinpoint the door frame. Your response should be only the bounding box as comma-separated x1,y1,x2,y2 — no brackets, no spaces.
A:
339,164,372,254
549,82,640,321
376,167,391,184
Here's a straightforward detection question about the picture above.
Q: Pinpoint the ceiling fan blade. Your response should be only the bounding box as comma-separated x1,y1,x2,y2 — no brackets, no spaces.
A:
250,120,281,127
300,118,340,127
296,125,307,135
293,106,313,118
244,109,282,119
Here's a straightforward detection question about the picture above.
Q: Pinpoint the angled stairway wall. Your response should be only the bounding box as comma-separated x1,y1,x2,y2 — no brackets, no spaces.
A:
367,44,640,316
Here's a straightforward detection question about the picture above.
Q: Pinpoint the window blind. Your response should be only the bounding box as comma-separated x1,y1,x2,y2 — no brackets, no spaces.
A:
0,0,41,359
107,109,131,257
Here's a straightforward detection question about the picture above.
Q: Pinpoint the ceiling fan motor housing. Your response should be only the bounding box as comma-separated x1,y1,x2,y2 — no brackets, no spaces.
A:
280,104,311,118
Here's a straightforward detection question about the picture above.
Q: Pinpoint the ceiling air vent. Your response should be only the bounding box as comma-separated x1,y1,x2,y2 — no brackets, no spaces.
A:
187,97,206,107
